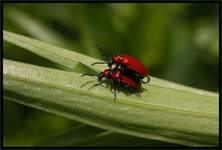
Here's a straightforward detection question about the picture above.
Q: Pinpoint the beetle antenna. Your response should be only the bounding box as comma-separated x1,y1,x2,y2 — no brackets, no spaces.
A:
93,41,107,59
81,73,98,77
91,61,108,66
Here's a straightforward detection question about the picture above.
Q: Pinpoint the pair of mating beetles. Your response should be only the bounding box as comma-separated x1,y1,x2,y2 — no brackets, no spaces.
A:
82,55,150,99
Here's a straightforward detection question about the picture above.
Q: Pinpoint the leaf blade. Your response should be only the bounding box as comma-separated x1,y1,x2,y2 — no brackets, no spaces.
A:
3,30,218,116
3,59,219,146
3,30,104,71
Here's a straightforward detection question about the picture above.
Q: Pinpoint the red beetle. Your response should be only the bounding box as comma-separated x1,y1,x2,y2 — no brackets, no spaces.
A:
91,54,150,83
82,68,141,100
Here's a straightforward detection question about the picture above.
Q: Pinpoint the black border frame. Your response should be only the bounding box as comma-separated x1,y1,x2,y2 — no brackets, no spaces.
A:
1,0,221,149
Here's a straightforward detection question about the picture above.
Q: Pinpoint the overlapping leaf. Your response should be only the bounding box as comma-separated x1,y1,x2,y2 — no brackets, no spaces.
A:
3,31,219,146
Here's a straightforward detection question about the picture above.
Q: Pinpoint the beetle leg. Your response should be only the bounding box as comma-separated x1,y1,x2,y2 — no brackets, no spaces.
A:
113,85,117,101
118,63,122,70
124,84,129,88
136,90,141,98
124,85,131,96
88,81,104,90
112,63,119,70
142,76,150,83
111,80,117,101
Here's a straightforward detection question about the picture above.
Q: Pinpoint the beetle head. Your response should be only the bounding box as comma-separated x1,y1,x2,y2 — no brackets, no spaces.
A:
103,68,112,78
107,57,113,68
112,55,122,64
98,72,104,81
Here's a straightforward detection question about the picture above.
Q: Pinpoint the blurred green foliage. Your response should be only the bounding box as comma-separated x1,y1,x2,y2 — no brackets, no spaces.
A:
3,3,219,146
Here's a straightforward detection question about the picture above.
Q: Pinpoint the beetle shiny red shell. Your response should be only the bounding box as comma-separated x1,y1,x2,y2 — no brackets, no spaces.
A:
91,54,150,83
102,68,141,90
111,55,148,78
81,68,141,99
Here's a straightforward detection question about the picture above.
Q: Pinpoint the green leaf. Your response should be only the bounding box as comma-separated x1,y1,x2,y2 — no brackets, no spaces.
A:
3,30,218,111
3,30,104,72
3,30,219,146
3,59,218,147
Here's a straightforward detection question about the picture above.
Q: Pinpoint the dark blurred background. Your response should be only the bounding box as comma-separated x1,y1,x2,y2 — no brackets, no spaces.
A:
3,3,219,146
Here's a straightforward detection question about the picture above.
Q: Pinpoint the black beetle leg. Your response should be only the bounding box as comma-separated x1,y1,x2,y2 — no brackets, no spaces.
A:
88,82,104,90
114,85,117,101
136,90,141,98
112,63,119,70
111,80,117,101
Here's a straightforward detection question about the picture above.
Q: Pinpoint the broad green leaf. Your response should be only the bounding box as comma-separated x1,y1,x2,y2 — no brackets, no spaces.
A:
3,30,104,71
3,30,218,114
3,59,219,146
4,8,74,49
